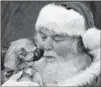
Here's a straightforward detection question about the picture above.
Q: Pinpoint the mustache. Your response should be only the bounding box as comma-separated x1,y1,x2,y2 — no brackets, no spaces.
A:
43,50,57,58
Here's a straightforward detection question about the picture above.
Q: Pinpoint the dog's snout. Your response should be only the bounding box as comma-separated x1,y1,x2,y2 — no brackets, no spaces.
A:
33,48,44,61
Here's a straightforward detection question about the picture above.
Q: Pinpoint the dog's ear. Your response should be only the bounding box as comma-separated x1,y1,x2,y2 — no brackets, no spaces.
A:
4,43,19,70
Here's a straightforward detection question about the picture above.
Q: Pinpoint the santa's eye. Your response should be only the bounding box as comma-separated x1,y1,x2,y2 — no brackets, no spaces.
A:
53,35,66,42
54,37,64,41
40,33,47,41
42,36,47,40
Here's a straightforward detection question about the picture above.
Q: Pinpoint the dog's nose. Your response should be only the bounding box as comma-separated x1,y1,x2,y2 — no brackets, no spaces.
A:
33,48,44,61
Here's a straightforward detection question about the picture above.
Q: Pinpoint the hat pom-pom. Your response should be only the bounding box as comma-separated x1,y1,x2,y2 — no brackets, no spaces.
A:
82,27,100,51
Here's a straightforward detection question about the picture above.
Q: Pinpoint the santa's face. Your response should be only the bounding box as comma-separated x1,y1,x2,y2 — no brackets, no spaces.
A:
35,28,76,60
35,27,92,84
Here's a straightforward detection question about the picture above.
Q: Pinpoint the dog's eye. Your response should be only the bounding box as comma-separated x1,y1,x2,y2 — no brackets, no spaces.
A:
20,48,27,56
18,48,28,60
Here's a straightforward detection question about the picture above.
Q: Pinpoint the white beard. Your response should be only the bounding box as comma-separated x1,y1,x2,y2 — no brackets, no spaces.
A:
34,51,92,86
57,48,100,86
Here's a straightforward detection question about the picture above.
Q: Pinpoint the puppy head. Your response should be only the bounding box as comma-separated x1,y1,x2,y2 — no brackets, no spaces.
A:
4,38,36,70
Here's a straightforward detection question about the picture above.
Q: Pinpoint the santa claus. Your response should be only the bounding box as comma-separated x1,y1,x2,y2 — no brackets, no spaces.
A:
34,2,100,86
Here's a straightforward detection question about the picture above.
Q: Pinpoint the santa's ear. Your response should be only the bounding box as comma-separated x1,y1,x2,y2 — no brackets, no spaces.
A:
4,44,19,70
82,27,100,51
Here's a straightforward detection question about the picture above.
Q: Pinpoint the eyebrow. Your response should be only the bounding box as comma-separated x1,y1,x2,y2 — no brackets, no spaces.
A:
39,27,49,35
39,30,45,35
39,29,47,36
54,33,66,37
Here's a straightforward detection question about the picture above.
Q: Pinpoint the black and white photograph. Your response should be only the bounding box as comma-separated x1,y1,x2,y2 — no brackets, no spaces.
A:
1,1,101,87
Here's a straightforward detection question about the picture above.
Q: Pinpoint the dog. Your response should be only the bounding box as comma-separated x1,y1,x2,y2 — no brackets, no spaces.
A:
4,38,44,86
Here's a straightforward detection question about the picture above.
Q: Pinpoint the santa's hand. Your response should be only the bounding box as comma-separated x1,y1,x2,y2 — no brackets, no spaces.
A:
2,71,39,86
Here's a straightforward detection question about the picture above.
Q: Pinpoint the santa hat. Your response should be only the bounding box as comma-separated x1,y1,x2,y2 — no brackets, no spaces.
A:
35,2,94,36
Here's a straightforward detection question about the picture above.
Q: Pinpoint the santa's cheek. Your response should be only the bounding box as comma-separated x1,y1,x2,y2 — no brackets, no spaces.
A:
35,35,44,48
55,45,69,58
37,41,44,48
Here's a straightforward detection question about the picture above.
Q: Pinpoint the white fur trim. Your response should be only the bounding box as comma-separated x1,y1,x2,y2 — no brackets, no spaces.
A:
36,4,86,36
58,48,100,86
82,27,101,50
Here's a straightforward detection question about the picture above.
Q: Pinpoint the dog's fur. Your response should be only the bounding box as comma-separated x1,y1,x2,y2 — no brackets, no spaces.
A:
4,38,43,86
4,38,36,70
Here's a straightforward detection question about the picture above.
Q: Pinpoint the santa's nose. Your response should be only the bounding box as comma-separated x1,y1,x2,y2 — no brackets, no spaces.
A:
44,37,53,51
